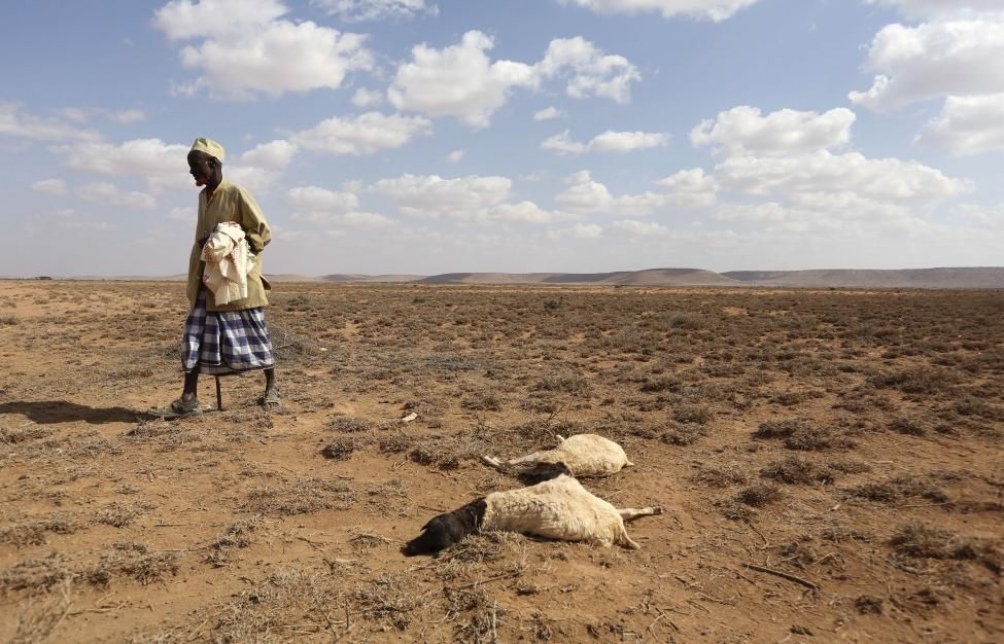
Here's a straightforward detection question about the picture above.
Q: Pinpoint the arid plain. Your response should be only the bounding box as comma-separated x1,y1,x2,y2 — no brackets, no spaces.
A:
0,280,1001,643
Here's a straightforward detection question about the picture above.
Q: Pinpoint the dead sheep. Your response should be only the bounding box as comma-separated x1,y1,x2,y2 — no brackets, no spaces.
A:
481,433,634,480
403,467,662,556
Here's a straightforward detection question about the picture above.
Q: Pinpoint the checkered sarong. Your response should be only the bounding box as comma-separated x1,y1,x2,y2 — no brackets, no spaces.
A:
181,290,275,375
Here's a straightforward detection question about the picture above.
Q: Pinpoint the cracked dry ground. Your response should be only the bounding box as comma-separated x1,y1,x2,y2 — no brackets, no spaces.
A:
0,280,1001,643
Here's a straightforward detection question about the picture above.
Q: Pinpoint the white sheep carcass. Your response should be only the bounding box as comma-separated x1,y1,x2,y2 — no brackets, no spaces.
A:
481,433,633,479
403,471,662,556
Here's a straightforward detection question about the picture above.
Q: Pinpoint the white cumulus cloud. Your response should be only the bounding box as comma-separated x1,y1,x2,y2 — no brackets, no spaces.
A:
715,150,971,203
610,219,670,236
351,87,384,107
534,106,564,121
289,112,432,155
58,138,191,192
77,182,157,210
154,0,287,40
557,0,760,22
388,32,639,127
0,103,100,142
916,93,1004,155
536,37,641,103
32,179,67,196
287,185,394,228
155,0,373,98
371,173,512,219
555,170,667,216
850,19,1004,111
691,106,856,156
542,129,669,154
864,0,1004,20
367,174,557,224
388,31,537,128
656,168,718,207
311,0,438,21
228,139,298,189
572,223,604,238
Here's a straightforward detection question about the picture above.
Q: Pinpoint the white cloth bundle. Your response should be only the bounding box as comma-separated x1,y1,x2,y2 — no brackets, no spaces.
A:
200,222,254,305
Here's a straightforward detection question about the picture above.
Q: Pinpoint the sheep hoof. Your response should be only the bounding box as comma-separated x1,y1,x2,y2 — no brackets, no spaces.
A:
652,506,665,515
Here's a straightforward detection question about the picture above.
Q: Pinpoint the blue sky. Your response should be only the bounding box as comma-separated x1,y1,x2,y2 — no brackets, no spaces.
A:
2,0,1003,277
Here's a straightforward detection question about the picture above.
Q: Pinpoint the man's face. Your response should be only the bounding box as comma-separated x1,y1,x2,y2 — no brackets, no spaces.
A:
187,151,214,187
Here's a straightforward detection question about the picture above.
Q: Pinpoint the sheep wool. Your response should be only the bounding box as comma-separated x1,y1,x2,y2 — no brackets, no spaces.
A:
484,433,633,478
481,474,644,548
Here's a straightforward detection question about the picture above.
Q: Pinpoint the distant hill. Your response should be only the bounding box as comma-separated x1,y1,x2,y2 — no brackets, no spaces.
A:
721,267,1004,289
14,267,1004,288
322,274,426,283
411,268,738,286
324,267,1004,288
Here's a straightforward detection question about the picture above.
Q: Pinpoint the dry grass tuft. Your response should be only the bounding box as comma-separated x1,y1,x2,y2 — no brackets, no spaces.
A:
94,500,156,528
354,574,422,631
890,523,1001,572
86,547,179,587
244,478,356,516
9,578,72,644
210,569,340,641
328,415,375,433
850,476,950,504
407,433,493,470
321,435,362,460
0,553,75,596
0,426,53,445
206,516,265,567
691,463,749,488
0,514,80,547
761,455,836,485
736,483,784,507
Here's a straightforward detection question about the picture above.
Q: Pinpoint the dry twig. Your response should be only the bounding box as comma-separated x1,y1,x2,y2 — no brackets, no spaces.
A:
743,563,820,595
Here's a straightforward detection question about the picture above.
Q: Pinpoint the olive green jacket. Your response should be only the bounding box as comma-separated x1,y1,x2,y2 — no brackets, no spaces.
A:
186,179,272,311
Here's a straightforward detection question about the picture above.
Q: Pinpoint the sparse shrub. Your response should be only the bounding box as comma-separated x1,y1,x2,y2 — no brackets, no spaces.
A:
665,311,705,330
461,390,503,412
737,483,784,507
244,478,356,516
691,464,748,488
855,595,884,615
379,434,414,453
889,417,927,436
321,436,358,460
761,456,836,485
534,371,590,396
753,419,806,439
868,366,962,395
328,415,373,432
850,476,949,504
660,422,708,446
754,419,853,451
639,376,681,393
285,294,312,311
889,523,975,560
672,403,713,424
772,390,826,406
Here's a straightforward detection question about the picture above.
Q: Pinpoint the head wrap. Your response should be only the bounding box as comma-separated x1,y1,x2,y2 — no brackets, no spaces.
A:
190,138,226,163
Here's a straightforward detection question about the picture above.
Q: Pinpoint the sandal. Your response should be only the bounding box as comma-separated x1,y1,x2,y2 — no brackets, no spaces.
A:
148,398,203,419
257,388,281,411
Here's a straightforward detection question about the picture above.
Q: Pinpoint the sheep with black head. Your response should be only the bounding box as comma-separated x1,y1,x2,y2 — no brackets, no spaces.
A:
403,466,661,556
